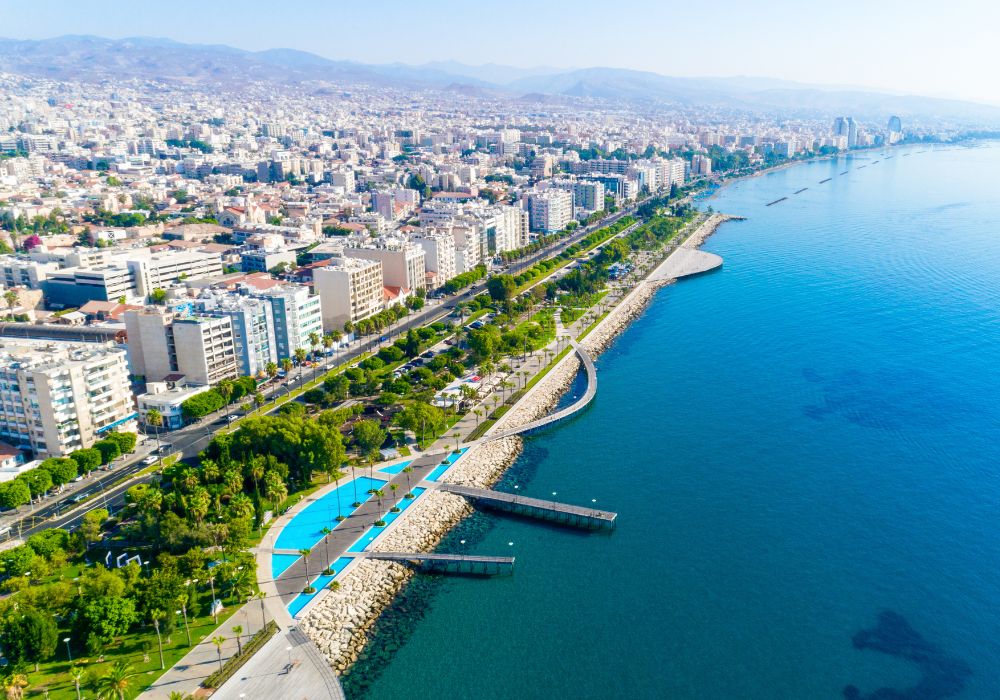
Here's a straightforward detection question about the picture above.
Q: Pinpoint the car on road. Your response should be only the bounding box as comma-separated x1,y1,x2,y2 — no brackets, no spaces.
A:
157,444,172,455
227,415,240,424
141,456,158,465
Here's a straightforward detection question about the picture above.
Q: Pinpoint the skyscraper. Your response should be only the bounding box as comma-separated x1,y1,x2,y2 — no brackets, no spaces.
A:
887,116,903,144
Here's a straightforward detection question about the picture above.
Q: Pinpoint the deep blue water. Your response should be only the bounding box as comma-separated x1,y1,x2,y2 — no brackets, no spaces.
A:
352,144,1000,699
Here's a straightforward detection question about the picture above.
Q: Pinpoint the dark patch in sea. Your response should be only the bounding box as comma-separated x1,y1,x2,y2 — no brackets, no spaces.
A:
802,368,965,431
844,610,971,700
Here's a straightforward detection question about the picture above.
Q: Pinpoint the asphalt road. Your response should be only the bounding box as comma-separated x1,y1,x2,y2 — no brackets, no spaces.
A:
1,202,641,542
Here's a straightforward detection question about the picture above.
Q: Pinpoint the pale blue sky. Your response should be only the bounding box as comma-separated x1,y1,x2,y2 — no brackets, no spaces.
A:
1,0,997,104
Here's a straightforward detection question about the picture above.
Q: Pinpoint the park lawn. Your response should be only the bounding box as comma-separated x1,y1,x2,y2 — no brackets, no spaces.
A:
514,308,556,351
27,606,242,700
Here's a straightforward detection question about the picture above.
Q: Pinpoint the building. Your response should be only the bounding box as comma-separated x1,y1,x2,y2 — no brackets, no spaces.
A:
136,381,214,431
258,285,324,361
413,231,457,287
43,264,139,307
691,154,713,176
888,116,903,144
343,241,426,291
196,293,277,378
528,189,574,233
0,338,137,458
123,309,239,385
313,256,383,331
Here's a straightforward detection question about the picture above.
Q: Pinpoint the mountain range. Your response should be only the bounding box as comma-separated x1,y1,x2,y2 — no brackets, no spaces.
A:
2,35,999,125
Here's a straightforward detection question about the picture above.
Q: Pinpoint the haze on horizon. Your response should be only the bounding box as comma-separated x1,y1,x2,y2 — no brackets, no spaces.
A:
1,0,997,106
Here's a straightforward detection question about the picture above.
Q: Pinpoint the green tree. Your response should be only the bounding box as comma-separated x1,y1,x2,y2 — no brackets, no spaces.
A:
19,468,52,498
0,608,58,670
395,403,446,444
80,508,109,545
79,596,138,646
353,419,387,459
93,439,121,465
487,274,517,304
0,479,31,509
149,288,167,305
39,457,78,486
69,448,102,473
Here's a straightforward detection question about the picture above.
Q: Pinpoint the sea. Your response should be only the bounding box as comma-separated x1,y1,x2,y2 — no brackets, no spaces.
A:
344,143,1000,699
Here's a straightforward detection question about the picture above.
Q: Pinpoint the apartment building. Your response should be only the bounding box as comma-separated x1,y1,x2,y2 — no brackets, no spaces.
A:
528,189,574,233
343,241,426,291
413,231,457,287
258,285,324,361
313,256,383,331
196,293,277,378
0,339,136,458
128,250,223,296
123,308,239,385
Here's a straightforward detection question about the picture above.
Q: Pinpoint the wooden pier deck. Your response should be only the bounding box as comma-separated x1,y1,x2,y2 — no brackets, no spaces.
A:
367,552,515,575
439,483,617,530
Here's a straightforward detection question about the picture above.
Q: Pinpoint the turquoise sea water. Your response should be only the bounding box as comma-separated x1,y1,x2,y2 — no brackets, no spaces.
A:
349,144,1000,699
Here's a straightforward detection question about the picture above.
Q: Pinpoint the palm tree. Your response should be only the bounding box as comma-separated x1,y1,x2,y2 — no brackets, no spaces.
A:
265,361,278,383
320,526,333,573
402,465,414,498
217,379,234,419
211,636,226,672
299,548,312,589
151,610,166,670
231,625,244,656
350,464,361,507
2,290,17,320
70,667,84,700
146,408,163,456
93,661,132,700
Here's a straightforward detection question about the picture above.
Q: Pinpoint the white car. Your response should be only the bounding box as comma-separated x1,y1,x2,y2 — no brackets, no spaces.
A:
141,456,158,465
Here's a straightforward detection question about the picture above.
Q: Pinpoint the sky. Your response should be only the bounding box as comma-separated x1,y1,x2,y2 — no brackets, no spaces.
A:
1,0,998,105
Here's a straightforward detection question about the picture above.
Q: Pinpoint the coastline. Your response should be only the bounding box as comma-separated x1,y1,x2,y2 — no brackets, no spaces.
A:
300,212,736,676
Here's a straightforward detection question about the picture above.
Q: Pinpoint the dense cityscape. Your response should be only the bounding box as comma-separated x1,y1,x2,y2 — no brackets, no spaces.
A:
0,26,992,700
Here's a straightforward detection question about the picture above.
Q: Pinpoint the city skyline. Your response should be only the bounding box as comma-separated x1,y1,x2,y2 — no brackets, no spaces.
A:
2,0,998,106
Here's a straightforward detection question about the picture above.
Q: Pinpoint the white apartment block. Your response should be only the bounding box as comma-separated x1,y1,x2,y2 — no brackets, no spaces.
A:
413,231,457,287
343,242,426,291
313,256,383,331
0,339,136,458
528,189,574,233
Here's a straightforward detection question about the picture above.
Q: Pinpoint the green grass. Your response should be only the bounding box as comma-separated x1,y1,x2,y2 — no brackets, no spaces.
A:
25,605,244,700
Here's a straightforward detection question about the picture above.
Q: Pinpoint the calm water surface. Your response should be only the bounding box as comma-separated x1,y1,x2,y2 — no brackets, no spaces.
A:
350,144,1000,699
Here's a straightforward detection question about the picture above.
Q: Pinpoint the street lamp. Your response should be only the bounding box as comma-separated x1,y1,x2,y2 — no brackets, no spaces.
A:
63,637,72,662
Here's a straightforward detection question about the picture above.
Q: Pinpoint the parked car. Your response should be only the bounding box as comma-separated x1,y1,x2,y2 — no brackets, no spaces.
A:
141,456,158,465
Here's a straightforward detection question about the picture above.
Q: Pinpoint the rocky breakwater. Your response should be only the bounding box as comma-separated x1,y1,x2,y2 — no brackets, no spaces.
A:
300,490,473,673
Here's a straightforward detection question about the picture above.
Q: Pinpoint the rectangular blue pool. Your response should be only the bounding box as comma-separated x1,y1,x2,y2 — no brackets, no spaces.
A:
378,459,413,475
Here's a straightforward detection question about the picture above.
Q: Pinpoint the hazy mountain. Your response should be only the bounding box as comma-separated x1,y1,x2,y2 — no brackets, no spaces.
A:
1,35,998,124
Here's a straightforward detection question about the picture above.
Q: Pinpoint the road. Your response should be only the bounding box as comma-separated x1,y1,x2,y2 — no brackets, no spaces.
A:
0,202,641,543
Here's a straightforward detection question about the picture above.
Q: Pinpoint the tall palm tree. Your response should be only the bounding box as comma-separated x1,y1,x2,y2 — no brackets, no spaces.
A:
3,290,17,320
211,636,226,672
403,465,414,498
256,590,268,629
146,408,163,456
320,527,333,573
70,667,85,700
93,661,132,700
298,548,312,589
231,625,244,656
151,610,166,670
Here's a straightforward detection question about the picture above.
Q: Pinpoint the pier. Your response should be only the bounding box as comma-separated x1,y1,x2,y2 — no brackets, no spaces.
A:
439,483,618,530
646,247,723,282
367,552,515,575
